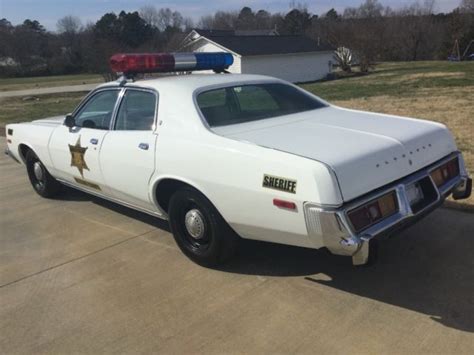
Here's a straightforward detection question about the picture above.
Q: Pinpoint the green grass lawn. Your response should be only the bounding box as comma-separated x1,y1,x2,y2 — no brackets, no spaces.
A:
0,92,86,125
0,73,103,92
301,61,474,101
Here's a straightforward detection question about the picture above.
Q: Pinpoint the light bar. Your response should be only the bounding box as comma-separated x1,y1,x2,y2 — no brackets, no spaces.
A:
109,52,234,75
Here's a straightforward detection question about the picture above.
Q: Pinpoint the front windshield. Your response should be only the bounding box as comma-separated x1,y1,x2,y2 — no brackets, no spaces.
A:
196,83,326,127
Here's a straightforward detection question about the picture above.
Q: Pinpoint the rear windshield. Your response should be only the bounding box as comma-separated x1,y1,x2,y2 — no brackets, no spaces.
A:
196,83,326,127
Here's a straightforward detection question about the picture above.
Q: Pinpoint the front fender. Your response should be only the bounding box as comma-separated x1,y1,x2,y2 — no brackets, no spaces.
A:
6,123,57,169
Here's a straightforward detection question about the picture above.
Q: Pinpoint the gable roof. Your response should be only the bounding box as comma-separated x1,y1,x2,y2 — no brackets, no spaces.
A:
203,35,333,56
193,29,234,38
194,29,279,37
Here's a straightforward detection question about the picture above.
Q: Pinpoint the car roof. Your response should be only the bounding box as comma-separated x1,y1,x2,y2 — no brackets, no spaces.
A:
97,73,283,93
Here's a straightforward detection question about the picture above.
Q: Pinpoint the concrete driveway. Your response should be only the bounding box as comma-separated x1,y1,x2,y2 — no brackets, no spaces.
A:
1,139,473,354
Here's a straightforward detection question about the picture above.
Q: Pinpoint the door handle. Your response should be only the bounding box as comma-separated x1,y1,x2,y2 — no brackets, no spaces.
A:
138,143,149,150
90,138,98,145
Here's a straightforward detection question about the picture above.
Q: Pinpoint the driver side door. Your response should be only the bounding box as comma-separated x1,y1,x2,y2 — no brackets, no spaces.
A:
49,88,121,196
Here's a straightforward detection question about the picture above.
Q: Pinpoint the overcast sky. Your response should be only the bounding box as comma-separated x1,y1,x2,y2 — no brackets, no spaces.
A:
0,0,463,30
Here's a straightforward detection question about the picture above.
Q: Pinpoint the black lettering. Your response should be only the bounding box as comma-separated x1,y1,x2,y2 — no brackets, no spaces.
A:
277,179,282,189
263,176,270,187
289,181,296,193
269,177,275,187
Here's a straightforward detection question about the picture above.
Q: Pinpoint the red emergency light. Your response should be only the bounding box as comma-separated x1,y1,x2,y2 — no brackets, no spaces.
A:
110,52,234,75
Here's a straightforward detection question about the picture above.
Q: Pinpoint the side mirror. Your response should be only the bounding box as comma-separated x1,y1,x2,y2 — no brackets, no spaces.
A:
64,114,76,128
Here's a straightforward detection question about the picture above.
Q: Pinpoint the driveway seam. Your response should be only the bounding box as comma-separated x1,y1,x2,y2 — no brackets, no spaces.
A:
0,230,155,289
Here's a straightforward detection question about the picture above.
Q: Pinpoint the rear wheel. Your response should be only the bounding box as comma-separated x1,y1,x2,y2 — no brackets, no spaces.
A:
25,150,61,198
168,188,238,267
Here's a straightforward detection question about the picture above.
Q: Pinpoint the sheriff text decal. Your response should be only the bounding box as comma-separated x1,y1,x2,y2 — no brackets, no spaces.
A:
262,174,297,194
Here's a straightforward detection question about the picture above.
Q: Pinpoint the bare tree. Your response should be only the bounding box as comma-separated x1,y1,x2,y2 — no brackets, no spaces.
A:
139,5,160,29
398,1,438,60
182,17,194,31
289,1,308,12
459,0,474,13
56,15,82,34
140,5,192,31
171,10,184,29
198,15,215,29
334,47,353,72
198,11,238,30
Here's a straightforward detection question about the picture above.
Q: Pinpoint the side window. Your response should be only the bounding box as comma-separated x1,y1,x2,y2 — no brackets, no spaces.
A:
74,90,119,130
115,90,157,131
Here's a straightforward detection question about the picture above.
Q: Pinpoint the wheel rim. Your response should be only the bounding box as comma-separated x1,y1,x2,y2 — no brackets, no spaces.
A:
33,161,44,181
32,160,45,190
179,203,210,251
185,209,206,240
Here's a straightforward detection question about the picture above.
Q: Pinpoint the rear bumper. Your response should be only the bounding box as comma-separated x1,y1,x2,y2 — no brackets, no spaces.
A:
452,176,472,200
304,151,471,265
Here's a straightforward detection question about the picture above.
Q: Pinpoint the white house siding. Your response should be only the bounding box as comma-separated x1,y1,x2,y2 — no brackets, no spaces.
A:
241,52,334,83
185,40,242,74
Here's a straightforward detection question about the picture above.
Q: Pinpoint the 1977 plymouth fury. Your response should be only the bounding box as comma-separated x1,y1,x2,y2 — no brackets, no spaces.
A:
5,53,472,266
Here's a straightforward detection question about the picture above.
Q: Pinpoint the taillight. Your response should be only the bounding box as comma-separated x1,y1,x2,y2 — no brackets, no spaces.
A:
348,191,398,233
430,158,459,187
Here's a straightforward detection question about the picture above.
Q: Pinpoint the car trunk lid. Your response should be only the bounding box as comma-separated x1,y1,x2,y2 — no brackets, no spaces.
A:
213,107,456,201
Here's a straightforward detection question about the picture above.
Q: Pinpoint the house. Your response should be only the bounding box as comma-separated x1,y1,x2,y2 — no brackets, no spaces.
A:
180,29,335,83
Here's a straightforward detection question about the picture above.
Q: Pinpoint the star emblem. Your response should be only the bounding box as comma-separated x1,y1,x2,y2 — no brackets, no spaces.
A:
68,136,89,177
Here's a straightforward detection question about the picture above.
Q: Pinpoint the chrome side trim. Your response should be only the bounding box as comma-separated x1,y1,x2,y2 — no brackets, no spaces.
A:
57,178,168,220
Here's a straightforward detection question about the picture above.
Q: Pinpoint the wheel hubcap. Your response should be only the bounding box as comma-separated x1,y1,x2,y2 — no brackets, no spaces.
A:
33,162,44,181
184,209,205,240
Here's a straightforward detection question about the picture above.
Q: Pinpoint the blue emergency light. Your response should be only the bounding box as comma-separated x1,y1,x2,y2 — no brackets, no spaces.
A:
110,52,234,75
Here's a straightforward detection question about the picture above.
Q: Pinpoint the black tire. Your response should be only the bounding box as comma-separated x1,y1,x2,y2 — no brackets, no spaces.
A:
25,150,61,198
168,187,239,267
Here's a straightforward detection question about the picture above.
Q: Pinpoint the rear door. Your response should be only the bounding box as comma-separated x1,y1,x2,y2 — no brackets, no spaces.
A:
99,88,160,211
49,88,121,195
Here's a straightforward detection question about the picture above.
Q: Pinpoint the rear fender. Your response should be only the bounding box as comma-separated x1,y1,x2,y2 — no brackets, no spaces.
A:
150,175,217,218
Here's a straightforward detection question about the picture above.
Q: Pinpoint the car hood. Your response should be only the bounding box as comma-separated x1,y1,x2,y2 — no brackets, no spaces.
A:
31,115,65,126
213,106,457,201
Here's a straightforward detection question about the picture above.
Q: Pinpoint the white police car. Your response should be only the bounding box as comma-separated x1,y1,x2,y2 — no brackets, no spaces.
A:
5,52,472,266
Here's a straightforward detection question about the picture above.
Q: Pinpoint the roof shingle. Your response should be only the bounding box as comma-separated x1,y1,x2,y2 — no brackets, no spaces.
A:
205,35,334,56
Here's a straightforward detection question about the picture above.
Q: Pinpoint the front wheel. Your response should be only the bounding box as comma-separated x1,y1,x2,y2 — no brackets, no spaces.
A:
168,188,239,267
25,150,61,198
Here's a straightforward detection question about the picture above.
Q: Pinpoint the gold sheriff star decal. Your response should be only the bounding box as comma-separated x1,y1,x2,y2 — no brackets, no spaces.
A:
68,136,89,177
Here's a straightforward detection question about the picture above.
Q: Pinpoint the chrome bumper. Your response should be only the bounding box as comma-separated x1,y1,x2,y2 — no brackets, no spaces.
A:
304,152,471,265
